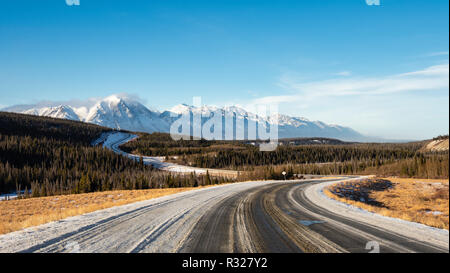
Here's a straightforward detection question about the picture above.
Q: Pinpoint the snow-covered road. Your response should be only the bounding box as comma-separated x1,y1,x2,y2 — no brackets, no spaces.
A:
99,131,237,176
1,177,448,253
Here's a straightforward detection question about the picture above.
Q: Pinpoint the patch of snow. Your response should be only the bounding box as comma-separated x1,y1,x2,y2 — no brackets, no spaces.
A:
0,193,18,201
427,211,443,216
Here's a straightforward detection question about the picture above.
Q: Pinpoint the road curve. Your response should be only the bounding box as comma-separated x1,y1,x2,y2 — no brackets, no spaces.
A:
98,131,238,177
1,132,447,253
179,181,448,253
0,179,447,253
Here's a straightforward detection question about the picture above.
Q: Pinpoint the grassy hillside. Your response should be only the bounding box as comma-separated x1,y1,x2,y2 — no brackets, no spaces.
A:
0,112,233,197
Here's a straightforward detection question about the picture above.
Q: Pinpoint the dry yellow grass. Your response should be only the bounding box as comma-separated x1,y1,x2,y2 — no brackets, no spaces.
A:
325,177,449,229
0,186,216,235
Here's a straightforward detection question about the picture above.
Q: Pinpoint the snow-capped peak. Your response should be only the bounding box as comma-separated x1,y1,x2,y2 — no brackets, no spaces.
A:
169,104,193,114
103,94,122,105
169,104,223,114
23,105,80,121
84,94,170,133
4,93,368,141
98,94,142,108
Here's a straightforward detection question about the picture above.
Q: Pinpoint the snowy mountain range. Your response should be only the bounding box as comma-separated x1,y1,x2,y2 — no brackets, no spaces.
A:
2,94,372,142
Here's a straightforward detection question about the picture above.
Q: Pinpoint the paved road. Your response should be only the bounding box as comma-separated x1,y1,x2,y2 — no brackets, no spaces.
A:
2,179,447,253
100,132,238,177
179,180,447,253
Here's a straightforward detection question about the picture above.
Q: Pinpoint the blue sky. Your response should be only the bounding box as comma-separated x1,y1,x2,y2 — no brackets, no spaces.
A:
0,0,448,140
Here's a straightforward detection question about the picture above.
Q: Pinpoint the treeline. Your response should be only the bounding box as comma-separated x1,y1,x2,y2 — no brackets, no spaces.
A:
238,153,448,180
177,143,425,169
0,112,234,197
120,133,352,157
433,135,449,141
197,143,448,179
238,163,366,181
363,153,448,179
2,111,445,197
120,131,448,179
0,111,109,145
120,132,249,156
123,132,428,169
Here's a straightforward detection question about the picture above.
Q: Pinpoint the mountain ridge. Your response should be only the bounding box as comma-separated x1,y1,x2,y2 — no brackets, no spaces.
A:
2,94,379,142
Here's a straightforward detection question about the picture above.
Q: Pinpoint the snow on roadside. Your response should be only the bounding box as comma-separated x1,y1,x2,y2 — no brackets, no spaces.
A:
0,180,277,253
305,177,449,250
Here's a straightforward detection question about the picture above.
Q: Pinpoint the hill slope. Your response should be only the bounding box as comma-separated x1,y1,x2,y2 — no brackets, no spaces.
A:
0,112,224,197
425,138,449,152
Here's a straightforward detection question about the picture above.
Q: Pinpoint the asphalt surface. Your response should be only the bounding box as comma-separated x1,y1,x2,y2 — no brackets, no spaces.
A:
179,181,447,253
3,179,446,253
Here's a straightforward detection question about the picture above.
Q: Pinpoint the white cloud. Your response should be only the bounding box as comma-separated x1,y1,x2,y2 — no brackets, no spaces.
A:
334,71,352,76
245,63,449,140
253,63,449,105
427,51,449,57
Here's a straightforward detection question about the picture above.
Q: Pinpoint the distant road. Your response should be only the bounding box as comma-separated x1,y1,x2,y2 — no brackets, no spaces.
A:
100,132,238,178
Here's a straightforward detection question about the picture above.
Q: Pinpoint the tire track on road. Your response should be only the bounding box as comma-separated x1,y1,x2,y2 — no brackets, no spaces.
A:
289,182,447,253
6,178,447,253
182,182,344,253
